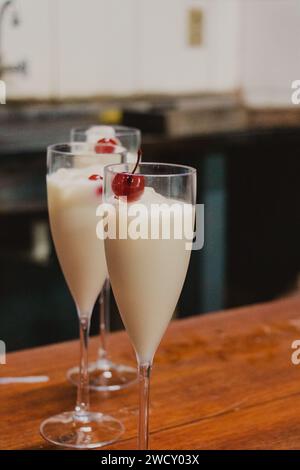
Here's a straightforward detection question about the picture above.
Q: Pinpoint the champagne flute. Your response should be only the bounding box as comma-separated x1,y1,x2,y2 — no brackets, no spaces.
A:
40,143,124,449
103,162,196,449
67,126,140,391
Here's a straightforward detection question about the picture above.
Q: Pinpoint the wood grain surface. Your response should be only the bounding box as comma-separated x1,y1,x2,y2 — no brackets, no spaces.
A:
1,295,300,450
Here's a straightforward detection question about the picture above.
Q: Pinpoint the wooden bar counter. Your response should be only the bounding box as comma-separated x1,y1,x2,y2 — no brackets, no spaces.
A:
1,295,300,450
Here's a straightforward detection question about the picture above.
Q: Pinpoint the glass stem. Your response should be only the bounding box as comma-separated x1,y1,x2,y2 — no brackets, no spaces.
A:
98,277,110,362
138,362,152,450
75,315,90,417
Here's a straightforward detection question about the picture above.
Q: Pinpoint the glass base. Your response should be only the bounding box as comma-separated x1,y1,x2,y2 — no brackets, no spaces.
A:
67,359,138,392
40,411,124,449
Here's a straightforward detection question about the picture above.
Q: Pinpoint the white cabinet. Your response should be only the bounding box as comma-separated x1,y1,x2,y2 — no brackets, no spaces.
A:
4,0,242,100
4,0,54,99
56,0,136,98
241,0,300,107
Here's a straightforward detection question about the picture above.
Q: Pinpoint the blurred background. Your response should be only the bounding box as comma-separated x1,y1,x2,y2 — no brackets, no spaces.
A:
0,0,299,351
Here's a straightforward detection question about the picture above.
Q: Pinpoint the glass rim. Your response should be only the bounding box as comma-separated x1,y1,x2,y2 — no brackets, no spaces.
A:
105,162,197,177
47,142,126,157
71,125,141,139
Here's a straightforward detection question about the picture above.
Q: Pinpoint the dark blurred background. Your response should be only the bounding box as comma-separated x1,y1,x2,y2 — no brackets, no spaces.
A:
0,0,299,351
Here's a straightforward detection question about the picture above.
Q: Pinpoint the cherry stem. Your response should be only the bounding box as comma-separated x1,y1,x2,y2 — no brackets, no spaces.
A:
132,149,142,176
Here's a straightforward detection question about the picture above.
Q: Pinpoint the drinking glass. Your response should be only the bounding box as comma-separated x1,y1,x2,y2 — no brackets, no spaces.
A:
40,143,124,449
103,162,196,449
68,126,140,391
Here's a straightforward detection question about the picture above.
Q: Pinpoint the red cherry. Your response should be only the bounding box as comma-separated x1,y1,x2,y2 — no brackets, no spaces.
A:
96,185,103,196
95,138,118,154
112,149,143,201
89,174,103,196
112,173,145,202
89,174,102,181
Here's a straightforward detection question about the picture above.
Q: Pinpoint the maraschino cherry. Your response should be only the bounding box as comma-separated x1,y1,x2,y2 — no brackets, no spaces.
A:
95,137,118,154
112,149,144,202
88,174,102,181
90,137,118,194
89,174,103,196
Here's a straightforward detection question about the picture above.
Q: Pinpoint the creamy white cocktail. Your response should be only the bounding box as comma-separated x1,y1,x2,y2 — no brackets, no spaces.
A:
47,165,107,315
41,143,124,449
103,161,196,450
105,187,193,364
69,127,141,392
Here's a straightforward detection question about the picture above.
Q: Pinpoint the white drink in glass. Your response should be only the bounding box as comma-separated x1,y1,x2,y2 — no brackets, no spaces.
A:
47,166,107,316
104,162,196,450
40,143,124,449
67,130,140,392
105,187,194,364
